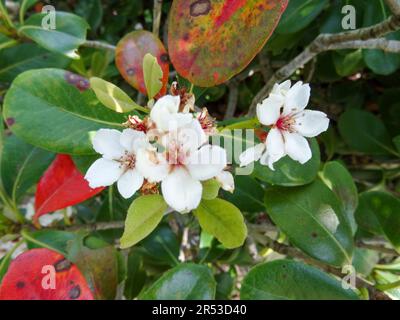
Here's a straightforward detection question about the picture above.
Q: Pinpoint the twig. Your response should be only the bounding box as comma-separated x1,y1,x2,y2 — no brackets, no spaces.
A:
82,40,116,51
357,241,399,255
385,0,400,16
66,221,125,232
224,81,239,120
153,0,163,36
247,14,400,116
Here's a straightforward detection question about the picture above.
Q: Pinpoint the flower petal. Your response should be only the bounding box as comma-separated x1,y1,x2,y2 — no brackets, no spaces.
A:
239,143,266,167
187,145,227,181
261,128,285,170
92,129,125,160
161,168,202,213
271,80,291,96
150,95,181,132
284,81,311,115
120,129,148,152
293,110,330,137
85,158,123,188
283,131,312,164
216,171,235,193
257,93,284,126
117,169,144,199
136,148,169,183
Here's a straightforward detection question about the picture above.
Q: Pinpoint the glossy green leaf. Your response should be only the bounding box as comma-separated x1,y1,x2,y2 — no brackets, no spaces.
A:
252,138,321,186
333,50,364,77
141,225,180,266
355,191,400,252
241,260,359,300
120,195,168,249
24,230,78,255
75,0,103,31
0,43,70,84
3,69,126,155
1,135,54,203
265,180,354,267
276,0,328,34
168,0,288,87
320,161,358,235
362,1,400,75
141,264,216,300
90,77,147,113
124,249,147,300
143,53,163,100
222,175,264,212
194,198,247,249
338,109,397,156
19,12,89,59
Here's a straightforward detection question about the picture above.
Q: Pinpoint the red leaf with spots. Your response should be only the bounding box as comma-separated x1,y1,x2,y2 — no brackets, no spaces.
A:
116,30,169,97
0,248,94,300
34,155,104,224
168,0,288,87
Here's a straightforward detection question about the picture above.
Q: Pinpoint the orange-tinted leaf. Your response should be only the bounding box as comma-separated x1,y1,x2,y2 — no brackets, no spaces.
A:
34,155,104,224
116,30,169,97
0,248,94,300
168,0,288,87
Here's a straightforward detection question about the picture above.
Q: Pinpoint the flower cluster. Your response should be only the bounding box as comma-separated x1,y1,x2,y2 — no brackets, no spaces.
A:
85,94,234,213
240,81,330,170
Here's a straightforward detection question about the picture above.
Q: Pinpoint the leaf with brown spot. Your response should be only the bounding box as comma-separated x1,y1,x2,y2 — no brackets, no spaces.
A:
168,0,288,87
116,30,169,98
0,248,94,300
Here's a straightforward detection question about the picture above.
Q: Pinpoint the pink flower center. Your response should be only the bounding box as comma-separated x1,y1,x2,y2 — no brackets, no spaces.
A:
119,152,136,170
276,115,295,132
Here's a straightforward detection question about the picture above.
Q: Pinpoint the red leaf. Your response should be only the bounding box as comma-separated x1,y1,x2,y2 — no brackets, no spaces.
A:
0,248,94,300
168,0,288,87
34,155,104,223
116,30,169,98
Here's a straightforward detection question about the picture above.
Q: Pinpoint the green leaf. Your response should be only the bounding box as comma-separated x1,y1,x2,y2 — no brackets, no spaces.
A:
141,225,180,266
333,50,364,77
338,109,397,156
140,263,216,300
355,191,400,252
1,135,54,203
3,68,126,155
124,249,147,300
222,175,265,212
142,53,163,100
320,161,358,235
265,179,354,267
120,195,168,249
394,136,400,153
201,179,221,200
194,198,247,249
19,12,89,59
252,138,321,186
24,230,78,255
0,43,70,84
0,34,18,50
241,260,359,300
90,77,148,113
277,0,328,34
75,0,103,31
362,0,400,75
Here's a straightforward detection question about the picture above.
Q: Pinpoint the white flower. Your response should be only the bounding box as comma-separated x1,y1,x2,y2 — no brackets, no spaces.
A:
240,80,329,170
150,95,193,132
85,128,149,199
137,119,227,213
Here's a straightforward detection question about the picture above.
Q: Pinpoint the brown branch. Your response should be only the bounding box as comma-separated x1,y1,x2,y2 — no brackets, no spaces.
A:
247,14,400,116
153,0,163,36
224,81,239,120
82,40,116,51
385,0,400,16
